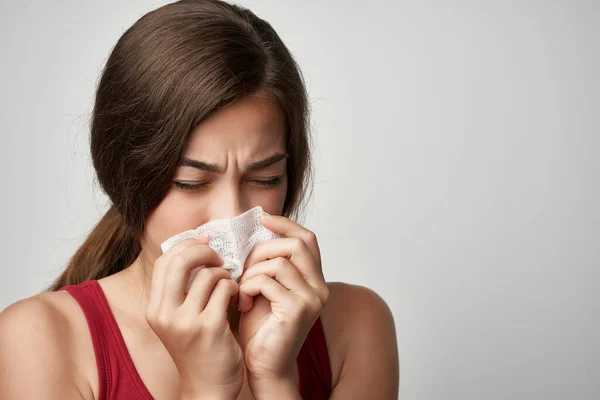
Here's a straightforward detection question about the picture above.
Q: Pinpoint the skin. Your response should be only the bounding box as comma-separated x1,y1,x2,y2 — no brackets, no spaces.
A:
0,93,399,399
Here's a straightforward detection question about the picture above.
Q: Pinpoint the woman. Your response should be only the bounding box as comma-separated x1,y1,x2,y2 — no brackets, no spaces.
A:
0,0,399,398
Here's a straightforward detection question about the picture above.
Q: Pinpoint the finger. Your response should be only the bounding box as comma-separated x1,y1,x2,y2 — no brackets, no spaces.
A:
205,278,240,314
244,237,321,288
182,267,232,312
162,243,224,308
148,235,209,311
239,257,311,295
260,213,321,263
238,274,292,313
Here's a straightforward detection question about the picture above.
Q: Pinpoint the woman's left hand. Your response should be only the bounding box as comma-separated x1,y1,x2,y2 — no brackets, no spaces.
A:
237,213,330,386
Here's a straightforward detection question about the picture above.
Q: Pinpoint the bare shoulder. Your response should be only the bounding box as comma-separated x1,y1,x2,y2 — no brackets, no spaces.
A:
321,282,399,398
324,281,394,316
0,291,95,399
0,291,75,348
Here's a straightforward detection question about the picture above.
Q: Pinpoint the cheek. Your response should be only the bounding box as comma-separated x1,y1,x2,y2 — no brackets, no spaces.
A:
278,181,288,212
143,190,208,251
261,178,288,216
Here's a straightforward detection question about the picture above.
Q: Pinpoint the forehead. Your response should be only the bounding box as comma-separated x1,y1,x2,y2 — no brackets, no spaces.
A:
185,93,287,159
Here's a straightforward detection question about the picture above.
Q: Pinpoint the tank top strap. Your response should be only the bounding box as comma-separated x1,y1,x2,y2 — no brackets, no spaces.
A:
296,316,333,398
61,280,152,400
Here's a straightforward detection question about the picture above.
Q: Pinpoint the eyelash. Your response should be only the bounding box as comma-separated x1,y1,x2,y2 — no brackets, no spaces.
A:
174,177,282,192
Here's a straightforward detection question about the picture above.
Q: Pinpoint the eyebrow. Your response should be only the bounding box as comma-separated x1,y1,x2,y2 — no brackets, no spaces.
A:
178,152,289,173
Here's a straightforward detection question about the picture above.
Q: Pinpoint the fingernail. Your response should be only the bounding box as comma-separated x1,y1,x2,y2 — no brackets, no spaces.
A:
261,213,272,221
194,234,209,242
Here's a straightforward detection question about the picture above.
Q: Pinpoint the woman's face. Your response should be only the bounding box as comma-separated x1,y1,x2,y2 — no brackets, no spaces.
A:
142,93,289,262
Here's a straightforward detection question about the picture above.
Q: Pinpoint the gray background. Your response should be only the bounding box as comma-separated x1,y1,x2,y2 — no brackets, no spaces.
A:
1,0,598,399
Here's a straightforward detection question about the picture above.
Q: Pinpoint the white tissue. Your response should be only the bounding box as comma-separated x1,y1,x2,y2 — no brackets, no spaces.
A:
160,206,282,284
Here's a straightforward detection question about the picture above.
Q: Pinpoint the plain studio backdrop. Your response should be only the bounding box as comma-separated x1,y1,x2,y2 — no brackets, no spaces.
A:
1,1,598,399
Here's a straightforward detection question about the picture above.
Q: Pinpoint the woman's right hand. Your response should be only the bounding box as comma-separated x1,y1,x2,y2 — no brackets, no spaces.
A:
146,235,245,399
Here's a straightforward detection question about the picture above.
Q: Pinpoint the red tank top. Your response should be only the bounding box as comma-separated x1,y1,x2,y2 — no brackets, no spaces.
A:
61,280,332,399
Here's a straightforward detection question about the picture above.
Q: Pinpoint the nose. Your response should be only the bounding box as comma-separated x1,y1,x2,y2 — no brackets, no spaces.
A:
207,182,247,222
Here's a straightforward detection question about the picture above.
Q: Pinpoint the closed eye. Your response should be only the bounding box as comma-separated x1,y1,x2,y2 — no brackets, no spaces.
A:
253,177,282,187
173,182,209,191
174,177,282,192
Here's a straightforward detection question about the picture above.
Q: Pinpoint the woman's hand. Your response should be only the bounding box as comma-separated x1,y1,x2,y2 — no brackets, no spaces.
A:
146,236,245,399
237,214,330,390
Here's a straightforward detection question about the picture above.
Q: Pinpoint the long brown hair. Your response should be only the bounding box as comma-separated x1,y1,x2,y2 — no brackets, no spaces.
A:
47,0,313,291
